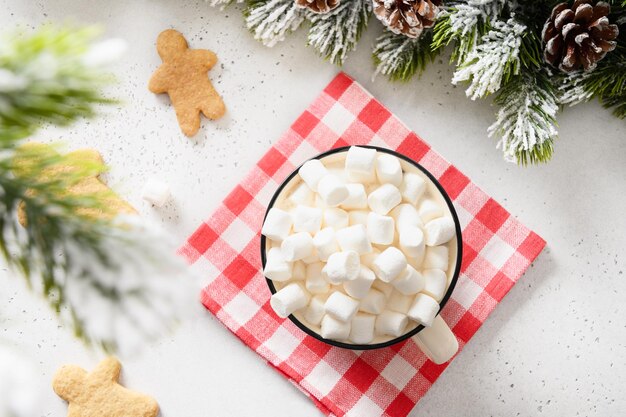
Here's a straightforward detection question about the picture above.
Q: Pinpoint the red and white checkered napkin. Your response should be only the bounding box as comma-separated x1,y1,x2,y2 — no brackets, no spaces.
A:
179,73,546,417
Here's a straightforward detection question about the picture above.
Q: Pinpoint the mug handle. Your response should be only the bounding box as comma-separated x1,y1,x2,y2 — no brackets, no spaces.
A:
414,315,459,365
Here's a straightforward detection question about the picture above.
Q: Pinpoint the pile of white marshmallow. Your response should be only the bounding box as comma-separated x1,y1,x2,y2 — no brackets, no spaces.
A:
262,146,456,345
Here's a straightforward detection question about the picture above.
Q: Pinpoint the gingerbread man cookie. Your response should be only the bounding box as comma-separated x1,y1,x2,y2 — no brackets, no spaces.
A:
52,357,159,417
14,143,136,226
149,29,226,137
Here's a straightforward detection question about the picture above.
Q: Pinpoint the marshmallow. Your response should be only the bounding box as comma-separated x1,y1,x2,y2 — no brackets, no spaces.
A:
343,265,375,299
407,254,425,271
359,289,386,314
341,184,368,210
317,174,349,206
422,245,449,271
345,146,377,183
292,261,306,281
299,159,328,191
141,178,171,207
375,310,408,337
321,314,351,340
261,208,293,242
392,265,425,295
314,193,329,209
263,247,292,282
313,227,340,261
376,153,403,186
324,291,360,322
366,212,395,245
372,247,407,282
423,269,448,301
301,251,320,264
390,204,423,230
408,293,439,327
281,232,314,261
305,262,330,294
349,313,376,344
328,167,349,182
360,248,380,268
288,182,315,206
323,251,360,284
399,225,425,259
270,283,310,318
304,295,326,326
292,205,323,234
418,199,443,222
335,224,372,254
387,291,414,315
372,279,393,298
368,184,402,215
424,217,456,246
348,210,369,226
323,207,349,230
399,172,426,205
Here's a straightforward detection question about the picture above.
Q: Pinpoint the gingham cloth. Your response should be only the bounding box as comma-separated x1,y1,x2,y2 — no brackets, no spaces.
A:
179,73,546,417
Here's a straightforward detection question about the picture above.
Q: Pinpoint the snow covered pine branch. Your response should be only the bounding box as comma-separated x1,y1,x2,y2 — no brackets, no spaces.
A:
307,0,371,65
58,216,198,355
245,0,305,47
0,26,198,356
452,17,526,100
213,0,624,165
488,71,558,165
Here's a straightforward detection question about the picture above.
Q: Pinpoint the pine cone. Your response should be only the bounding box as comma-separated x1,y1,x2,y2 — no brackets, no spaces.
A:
373,0,442,39
295,0,340,14
542,0,619,73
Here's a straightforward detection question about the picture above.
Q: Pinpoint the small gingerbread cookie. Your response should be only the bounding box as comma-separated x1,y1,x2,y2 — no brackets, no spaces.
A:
149,29,226,137
52,357,159,417
14,143,136,226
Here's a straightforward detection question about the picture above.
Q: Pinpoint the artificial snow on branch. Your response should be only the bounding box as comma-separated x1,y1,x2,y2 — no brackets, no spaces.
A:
245,0,305,47
488,70,559,165
433,0,507,63
0,26,123,142
452,17,526,100
0,26,196,355
373,29,438,81
207,0,244,8
307,0,372,65
207,0,625,165
557,71,593,107
464,0,507,20
57,216,196,355
579,50,626,118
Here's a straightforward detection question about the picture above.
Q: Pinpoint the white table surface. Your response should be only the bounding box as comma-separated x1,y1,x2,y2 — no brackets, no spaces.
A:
2,1,625,416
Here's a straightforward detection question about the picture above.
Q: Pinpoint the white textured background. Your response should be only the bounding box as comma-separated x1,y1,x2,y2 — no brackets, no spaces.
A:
1,1,625,416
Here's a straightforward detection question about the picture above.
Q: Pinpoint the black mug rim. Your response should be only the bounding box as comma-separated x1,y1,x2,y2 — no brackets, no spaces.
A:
260,145,463,350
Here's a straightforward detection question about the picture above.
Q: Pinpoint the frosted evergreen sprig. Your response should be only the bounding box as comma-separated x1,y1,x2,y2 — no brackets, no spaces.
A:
208,0,626,165
245,0,305,47
452,17,526,100
307,0,371,65
580,51,626,118
1,26,195,354
51,216,196,355
557,71,593,107
0,26,125,142
207,0,243,8
432,0,506,64
488,70,559,165
373,29,439,81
